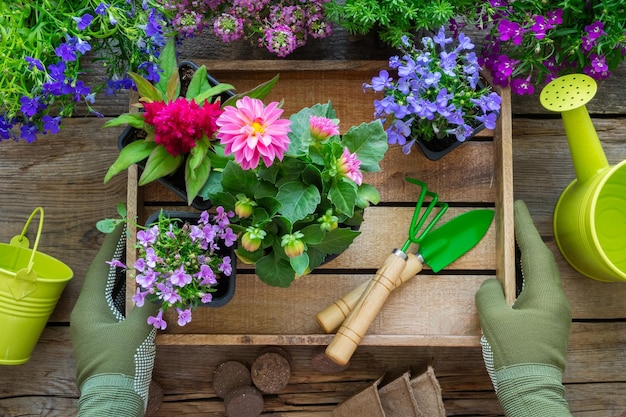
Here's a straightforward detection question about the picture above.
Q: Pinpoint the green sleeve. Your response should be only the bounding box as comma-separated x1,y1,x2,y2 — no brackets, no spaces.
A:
495,364,571,417
77,375,145,417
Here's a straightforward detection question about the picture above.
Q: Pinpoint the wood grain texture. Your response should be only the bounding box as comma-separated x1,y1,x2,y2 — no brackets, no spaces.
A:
1,29,625,416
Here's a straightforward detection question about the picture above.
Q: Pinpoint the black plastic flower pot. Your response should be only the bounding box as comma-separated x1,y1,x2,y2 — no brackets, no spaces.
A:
415,122,485,161
145,210,237,307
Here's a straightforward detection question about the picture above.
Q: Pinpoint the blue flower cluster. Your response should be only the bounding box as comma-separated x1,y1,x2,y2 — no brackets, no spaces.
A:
364,27,502,154
0,1,171,143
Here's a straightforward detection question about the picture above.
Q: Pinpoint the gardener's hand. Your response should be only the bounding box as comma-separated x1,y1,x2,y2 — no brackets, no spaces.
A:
70,224,158,417
475,200,572,417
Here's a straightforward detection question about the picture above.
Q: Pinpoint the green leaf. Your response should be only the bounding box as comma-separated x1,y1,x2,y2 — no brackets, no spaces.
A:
276,182,321,223
255,251,295,287
116,202,127,217
95,218,119,233
187,138,209,171
155,38,177,94
103,140,157,183
165,68,181,101
104,113,145,128
256,196,282,218
195,83,236,103
128,72,162,103
185,65,209,99
329,180,357,217
199,170,223,200
290,253,310,277
356,183,381,208
222,74,280,107
300,224,325,244
139,147,183,185
310,227,360,254
185,154,211,204
221,161,258,196
341,120,388,172
306,246,328,271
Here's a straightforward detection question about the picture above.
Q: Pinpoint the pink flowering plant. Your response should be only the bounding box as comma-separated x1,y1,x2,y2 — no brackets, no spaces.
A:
460,0,626,95
365,27,501,154
99,206,236,330
161,0,333,57
103,38,277,205
200,100,388,287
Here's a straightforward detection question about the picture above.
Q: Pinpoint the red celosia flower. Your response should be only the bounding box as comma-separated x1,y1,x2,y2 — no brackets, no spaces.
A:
143,98,223,156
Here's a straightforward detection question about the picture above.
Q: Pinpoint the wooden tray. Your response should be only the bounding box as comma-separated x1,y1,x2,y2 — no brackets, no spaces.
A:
125,60,514,347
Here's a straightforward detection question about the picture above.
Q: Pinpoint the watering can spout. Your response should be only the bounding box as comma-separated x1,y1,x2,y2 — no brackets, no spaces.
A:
540,74,609,184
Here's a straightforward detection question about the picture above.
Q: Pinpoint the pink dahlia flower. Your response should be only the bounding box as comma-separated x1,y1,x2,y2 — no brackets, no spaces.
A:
216,96,292,170
337,147,363,186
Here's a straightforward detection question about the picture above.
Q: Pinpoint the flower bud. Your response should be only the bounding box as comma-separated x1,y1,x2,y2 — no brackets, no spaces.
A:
281,231,305,258
235,194,256,218
241,227,266,252
318,209,338,231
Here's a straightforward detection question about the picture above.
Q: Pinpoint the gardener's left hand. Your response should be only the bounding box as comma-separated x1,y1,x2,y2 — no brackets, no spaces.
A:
70,224,159,417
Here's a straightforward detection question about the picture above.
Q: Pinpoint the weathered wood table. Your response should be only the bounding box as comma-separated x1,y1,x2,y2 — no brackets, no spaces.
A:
1,31,625,415
125,59,515,349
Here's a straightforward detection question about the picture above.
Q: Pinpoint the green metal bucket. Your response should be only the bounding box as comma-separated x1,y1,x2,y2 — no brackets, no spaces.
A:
0,208,73,365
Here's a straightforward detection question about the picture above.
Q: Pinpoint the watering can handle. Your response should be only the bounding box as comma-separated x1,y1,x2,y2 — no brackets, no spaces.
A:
316,253,423,333
325,250,408,366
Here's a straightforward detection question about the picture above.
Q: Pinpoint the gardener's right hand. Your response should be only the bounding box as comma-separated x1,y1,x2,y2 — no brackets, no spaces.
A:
475,200,572,417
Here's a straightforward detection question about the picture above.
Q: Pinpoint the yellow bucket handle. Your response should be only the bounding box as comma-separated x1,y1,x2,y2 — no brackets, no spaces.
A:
1,207,44,277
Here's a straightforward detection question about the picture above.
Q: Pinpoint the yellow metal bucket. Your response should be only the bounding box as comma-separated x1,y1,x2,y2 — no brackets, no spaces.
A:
0,208,73,364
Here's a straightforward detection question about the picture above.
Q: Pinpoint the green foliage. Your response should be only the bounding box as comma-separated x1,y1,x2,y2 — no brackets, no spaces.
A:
203,103,387,287
325,0,475,47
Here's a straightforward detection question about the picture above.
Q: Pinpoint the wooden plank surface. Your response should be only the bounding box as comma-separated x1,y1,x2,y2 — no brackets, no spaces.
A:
1,31,625,414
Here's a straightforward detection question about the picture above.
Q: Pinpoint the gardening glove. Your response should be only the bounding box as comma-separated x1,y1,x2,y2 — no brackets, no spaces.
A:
475,200,572,417
70,224,158,417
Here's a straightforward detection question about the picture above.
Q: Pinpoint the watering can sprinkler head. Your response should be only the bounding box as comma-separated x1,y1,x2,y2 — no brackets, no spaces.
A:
540,74,607,184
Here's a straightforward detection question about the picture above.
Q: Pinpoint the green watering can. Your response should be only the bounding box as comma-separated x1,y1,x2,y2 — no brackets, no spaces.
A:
540,74,626,282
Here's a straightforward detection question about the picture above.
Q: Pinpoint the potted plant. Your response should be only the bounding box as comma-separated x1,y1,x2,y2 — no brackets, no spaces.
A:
364,26,502,159
103,38,278,208
324,0,476,48
164,0,333,57
201,99,388,287
98,205,237,330
459,1,626,95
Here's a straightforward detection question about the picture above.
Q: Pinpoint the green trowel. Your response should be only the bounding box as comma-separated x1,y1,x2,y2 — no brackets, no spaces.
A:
323,203,494,366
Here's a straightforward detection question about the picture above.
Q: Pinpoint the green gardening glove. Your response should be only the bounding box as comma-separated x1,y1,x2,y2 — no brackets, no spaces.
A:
70,224,159,416
475,200,572,417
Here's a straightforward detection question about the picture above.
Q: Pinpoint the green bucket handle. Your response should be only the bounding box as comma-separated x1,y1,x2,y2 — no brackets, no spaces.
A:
0,207,44,299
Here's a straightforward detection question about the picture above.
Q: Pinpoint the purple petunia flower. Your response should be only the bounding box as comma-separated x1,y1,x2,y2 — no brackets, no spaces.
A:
196,264,217,285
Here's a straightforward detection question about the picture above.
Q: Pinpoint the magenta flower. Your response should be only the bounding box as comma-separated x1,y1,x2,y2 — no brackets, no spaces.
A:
584,21,606,41
310,116,340,141
337,147,363,186
216,97,292,170
497,20,525,45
